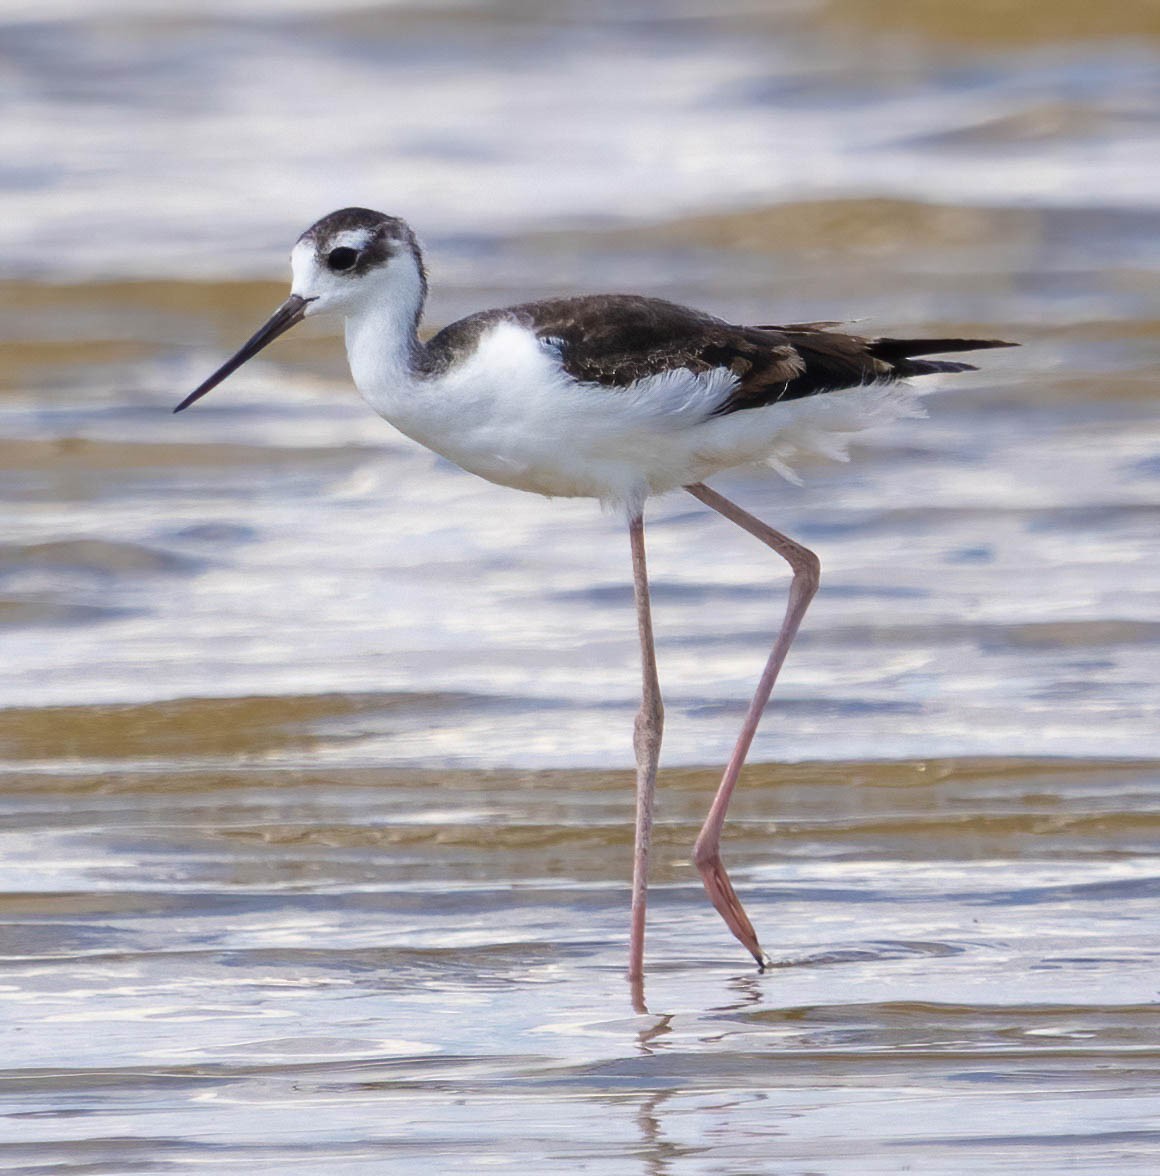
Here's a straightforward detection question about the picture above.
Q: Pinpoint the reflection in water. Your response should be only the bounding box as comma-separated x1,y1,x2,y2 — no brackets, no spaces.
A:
636,1012,675,1055
722,973,767,1010
635,1090,679,1176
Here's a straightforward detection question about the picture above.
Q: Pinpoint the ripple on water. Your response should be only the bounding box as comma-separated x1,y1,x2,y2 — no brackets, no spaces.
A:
2,1,1160,1170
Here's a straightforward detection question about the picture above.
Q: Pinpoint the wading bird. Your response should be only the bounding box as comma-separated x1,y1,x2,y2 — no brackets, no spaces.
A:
176,208,1011,997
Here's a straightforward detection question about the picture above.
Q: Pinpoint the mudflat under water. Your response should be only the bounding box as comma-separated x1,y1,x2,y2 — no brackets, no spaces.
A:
2,2,1159,1172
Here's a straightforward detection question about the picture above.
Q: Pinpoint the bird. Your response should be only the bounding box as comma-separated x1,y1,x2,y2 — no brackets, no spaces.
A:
175,206,1013,997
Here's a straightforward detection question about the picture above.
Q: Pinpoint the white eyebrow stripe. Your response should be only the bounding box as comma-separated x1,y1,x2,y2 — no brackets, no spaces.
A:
324,228,376,252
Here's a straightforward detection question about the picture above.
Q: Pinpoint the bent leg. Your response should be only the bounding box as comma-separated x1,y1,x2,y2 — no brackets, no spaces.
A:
684,482,820,966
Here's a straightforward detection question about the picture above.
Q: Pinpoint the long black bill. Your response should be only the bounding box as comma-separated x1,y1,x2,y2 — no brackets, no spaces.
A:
173,294,314,413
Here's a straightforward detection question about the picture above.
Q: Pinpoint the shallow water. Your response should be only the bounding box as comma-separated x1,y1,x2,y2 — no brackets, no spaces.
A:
2,1,1159,1172
3,756,1159,1172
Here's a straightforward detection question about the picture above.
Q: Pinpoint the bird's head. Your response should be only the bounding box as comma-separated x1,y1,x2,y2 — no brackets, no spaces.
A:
174,207,426,413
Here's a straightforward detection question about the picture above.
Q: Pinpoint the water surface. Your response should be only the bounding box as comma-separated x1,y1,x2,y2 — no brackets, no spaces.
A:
1,1,1158,1171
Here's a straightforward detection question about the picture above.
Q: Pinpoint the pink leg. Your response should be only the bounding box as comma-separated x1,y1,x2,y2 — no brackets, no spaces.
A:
684,481,821,967
627,512,664,1002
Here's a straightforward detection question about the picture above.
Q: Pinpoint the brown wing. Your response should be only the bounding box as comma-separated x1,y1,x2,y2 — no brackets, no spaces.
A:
424,294,1014,416
718,324,1015,414
513,295,807,407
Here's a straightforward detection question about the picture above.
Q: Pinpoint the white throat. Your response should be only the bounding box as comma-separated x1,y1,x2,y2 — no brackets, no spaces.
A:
343,252,427,410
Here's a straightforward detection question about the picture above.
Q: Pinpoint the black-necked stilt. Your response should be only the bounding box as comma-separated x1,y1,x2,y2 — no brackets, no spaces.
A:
176,207,1013,998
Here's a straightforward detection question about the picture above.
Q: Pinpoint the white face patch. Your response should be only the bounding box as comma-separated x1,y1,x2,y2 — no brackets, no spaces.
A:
290,227,379,288
289,241,320,301
288,224,424,329
323,228,376,254
290,229,378,309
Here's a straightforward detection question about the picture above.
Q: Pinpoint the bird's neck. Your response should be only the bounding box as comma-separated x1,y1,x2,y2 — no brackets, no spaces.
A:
343,252,429,403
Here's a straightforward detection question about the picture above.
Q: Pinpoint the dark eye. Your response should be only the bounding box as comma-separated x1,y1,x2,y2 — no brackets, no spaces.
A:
326,247,359,272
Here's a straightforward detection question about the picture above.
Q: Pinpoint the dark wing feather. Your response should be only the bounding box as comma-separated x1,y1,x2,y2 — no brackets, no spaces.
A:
424,295,1015,417
863,336,1015,378
716,325,1016,414
515,295,805,394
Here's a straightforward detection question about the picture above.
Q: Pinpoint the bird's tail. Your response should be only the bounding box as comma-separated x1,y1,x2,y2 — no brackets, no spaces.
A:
867,336,1016,377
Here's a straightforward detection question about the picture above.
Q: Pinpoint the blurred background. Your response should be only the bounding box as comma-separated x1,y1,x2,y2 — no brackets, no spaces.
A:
1,2,1158,1173
2,0,1158,763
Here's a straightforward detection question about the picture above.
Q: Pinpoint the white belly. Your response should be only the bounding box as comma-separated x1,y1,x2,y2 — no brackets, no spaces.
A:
352,320,923,512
